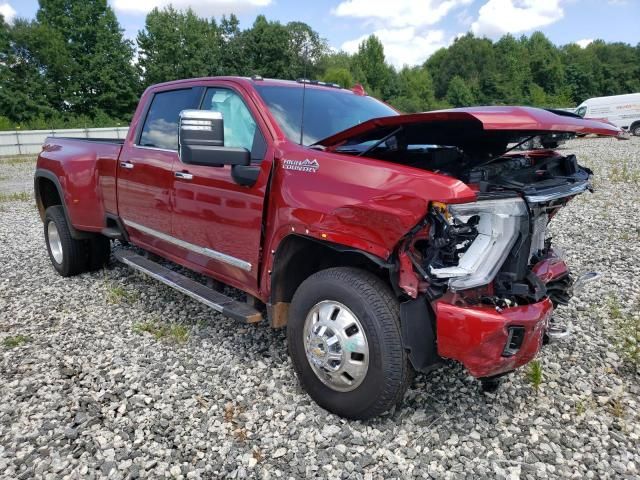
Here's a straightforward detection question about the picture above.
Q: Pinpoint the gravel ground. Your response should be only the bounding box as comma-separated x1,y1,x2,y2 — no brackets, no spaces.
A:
1,137,639,480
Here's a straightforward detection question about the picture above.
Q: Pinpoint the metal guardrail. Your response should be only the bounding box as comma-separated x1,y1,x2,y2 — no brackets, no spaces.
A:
0,127,129,156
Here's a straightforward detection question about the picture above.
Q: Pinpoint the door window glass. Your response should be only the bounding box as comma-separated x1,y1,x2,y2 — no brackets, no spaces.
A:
139,89,200,150
202,88,257,152
575,106,587,118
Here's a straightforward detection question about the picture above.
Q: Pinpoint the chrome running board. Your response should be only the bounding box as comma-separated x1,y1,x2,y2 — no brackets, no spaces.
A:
114,249,262,323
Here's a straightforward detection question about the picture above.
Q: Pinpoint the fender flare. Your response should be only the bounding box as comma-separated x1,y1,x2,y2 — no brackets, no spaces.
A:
34,169,91,240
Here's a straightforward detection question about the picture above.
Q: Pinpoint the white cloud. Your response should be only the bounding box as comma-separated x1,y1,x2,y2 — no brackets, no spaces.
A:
333,0,473,28
471,0,564,38
334,0,469,67
111,0,271,16
341,28,447,69
0,2,16,24
575,38,593,48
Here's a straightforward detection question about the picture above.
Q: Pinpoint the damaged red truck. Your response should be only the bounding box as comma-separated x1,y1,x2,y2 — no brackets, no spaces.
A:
35,77,620,419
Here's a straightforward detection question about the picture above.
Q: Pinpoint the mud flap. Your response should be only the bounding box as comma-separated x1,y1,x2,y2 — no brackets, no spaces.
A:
400,297,441,373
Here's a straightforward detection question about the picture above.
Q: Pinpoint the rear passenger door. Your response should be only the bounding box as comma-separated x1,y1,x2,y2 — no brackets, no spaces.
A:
170,85,271,290
117,87,202,252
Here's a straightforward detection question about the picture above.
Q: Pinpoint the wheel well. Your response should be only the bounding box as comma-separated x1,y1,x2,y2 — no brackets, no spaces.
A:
35,177,62,218
630,120,640,131
268,234,394,327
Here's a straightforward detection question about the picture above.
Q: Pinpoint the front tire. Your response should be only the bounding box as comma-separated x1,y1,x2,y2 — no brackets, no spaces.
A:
287,267,411,420
631,123,640,137
44,206,88,277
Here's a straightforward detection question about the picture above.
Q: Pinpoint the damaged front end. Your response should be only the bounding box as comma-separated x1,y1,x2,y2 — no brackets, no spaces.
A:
399,152,595,378
314,106,620,380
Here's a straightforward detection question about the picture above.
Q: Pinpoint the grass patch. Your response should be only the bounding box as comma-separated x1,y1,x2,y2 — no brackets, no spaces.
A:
609,398,626,419
252,447,264,464
133,321,190,344
575,397,596,416
608,297,623,320
3,334,30,348
0,191,31,202
607,296,640,371
609,161,640,184
526,360,543,391
0,155,37,166
105,282,139,304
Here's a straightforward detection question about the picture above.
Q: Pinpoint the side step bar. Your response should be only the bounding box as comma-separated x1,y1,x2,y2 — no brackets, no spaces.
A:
114,249,263,324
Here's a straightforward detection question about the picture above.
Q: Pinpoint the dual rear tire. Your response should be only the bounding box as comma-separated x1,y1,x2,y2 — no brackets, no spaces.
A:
44,206,111,277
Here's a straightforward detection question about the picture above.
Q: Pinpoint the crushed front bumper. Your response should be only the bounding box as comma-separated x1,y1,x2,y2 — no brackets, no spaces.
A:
432,254,571,378
433,297,554,378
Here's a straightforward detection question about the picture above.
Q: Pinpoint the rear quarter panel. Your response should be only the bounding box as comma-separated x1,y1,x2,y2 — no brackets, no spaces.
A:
37,138,122,231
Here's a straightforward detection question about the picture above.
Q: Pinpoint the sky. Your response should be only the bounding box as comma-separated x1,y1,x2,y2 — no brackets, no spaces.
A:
1,0,638,69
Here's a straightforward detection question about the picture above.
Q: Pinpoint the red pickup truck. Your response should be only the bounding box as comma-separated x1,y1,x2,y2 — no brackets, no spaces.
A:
35,77,619,419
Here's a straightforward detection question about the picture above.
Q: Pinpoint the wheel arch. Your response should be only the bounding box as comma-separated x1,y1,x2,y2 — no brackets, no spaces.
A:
267,234,395,328
34,169,90,239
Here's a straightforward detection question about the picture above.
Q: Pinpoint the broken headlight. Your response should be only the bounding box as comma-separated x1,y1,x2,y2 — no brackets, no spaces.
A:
430,198,528,291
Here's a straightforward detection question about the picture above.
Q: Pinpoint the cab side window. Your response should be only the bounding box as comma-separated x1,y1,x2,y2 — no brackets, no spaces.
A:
201,88,257,153
576,106,587,118
139,88,201,150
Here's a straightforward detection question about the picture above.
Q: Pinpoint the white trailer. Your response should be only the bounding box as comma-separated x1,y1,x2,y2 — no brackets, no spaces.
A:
575,93,640,136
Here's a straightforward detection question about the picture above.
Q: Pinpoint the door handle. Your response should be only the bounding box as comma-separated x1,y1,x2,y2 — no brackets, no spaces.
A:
174,171,193,180
120,161,134,169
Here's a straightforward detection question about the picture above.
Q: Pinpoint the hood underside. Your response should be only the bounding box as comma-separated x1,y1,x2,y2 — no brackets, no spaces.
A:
316,106,622,153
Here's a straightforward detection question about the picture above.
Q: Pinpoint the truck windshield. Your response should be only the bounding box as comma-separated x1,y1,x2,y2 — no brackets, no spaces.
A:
255,85,398,145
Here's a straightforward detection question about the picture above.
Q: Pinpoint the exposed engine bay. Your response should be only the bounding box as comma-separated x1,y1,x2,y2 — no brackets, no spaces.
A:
390,147,591,308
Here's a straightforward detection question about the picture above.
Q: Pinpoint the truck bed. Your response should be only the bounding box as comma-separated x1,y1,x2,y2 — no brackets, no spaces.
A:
37,136,124,230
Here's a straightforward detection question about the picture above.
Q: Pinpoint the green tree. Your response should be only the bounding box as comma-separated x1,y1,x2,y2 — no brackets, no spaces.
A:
0,19,70,123
322,67,353,88
37,0,139,119
388,66,436,112
447,76,475,107
526,32,564,96
352,35,396,98
286,21,328,78
561,43,603,104
426,34,495,103
492,34,530,104
244,15,296,78
218,14,249,75
137,6,220,86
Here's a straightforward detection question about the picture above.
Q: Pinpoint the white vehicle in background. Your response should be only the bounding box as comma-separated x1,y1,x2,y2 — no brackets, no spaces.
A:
575,93,640,136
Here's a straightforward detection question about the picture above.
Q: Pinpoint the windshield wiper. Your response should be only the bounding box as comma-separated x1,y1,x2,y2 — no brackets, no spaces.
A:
357,126,403,157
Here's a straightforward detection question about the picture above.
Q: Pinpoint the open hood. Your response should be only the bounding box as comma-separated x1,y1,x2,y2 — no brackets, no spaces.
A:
315,106,622,153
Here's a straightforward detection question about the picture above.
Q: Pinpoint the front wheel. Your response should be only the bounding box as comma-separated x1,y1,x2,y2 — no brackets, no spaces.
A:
631,123,640,137
287,267,412,419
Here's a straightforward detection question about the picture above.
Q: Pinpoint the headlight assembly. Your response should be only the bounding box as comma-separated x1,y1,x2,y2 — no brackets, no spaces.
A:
430,198,528,291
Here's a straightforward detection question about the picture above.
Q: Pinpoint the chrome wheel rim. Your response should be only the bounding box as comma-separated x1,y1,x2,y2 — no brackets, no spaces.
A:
303,300,369,392
47,221,63,264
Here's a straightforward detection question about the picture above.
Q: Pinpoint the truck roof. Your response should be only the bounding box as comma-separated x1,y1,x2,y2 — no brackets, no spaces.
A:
146,76,360,94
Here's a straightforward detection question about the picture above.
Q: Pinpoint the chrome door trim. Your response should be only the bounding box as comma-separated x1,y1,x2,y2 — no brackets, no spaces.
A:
133,145,177,153
123,219,252,272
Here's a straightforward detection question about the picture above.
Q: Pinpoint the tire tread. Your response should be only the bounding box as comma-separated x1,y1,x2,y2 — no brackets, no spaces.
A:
289,267,412,419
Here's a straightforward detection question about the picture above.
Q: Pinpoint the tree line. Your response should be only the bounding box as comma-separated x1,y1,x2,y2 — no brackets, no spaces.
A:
1,0,638,130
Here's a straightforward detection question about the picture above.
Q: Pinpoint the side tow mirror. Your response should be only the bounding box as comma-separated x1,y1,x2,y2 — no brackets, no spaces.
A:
178,109,250,167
